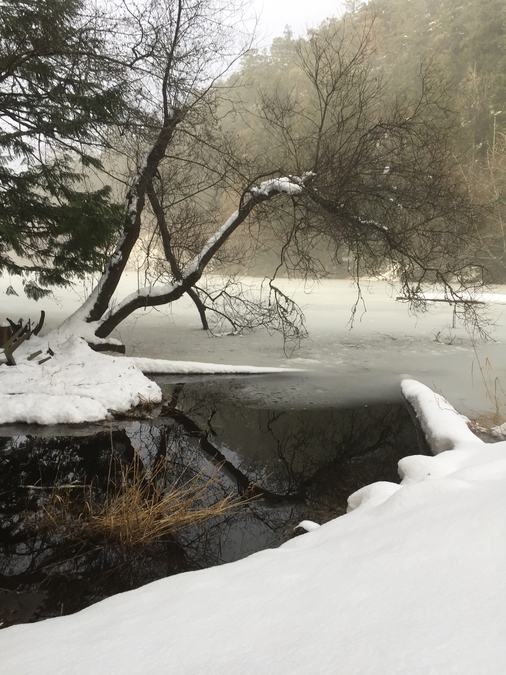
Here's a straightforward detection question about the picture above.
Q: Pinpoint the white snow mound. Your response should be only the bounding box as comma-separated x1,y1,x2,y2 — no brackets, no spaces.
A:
0,333,297,425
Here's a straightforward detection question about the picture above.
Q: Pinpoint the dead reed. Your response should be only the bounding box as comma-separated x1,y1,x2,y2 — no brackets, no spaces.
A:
38,453,239,549
469,352,506,439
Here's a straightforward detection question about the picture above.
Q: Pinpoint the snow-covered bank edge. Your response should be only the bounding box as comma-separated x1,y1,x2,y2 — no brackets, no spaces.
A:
0,379,504,675
401,378,476,454
0,333,300,425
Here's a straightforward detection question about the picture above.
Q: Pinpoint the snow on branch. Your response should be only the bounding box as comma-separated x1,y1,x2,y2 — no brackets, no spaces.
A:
356,217,389,232
94,173,314,336
249,175,305,198
183,172,315,277
183,209,240,277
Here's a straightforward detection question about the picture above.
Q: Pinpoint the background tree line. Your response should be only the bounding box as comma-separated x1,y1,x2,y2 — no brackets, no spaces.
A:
218,0,506,281
0,0,503,342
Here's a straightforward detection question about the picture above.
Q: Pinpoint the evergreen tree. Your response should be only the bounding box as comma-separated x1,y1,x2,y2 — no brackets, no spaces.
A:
366,0,506,148
0,0,126,297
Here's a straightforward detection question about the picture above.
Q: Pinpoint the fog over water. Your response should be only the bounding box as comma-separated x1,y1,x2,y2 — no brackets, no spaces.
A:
1,273,505,623
3,274,506,416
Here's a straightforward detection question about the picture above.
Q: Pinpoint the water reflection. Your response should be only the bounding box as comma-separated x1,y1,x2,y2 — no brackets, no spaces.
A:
0,380,418,627
167,382,418,511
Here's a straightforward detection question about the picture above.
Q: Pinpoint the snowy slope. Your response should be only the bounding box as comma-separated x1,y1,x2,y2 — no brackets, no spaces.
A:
0,381,504,675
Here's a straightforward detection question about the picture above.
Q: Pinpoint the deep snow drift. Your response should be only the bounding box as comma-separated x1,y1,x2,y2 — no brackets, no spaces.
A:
0,380,504,674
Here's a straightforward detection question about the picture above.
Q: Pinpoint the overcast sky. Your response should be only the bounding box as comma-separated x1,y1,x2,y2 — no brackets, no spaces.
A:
251,0,347,46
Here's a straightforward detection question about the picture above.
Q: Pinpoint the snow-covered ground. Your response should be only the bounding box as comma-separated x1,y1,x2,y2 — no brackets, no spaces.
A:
0,379,504,674
0,332,298,425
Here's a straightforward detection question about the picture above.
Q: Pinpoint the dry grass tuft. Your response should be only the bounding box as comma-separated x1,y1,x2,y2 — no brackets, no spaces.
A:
468,414,506,440
38,454,239,549
87,461,237,548
467,354,506,439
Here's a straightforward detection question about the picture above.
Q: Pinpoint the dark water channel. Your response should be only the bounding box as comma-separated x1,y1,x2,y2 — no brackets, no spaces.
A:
0,376,420,628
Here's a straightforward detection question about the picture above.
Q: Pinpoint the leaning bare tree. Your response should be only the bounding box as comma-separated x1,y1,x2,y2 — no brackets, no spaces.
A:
250,17,486,304
64,5,486,343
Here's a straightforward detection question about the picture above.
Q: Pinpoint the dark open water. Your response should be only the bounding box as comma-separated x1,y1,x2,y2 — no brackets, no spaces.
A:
0,375,419,628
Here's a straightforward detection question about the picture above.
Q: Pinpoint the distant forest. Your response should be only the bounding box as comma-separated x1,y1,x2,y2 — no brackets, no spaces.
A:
4,0,504,329
218,0,506,279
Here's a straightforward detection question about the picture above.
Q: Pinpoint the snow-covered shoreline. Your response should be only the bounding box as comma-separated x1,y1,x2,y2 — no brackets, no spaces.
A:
3,276,506,423
1,277,505,671
0,380,504,674
0,332,300,425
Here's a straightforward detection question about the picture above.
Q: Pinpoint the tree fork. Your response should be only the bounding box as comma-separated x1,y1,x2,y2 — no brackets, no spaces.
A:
86,112,184,324
147,178,209,330
94,179,307,337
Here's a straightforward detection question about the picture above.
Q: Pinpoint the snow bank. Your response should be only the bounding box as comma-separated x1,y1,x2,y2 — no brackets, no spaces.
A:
0,335,161,424
0,381,504,674
0,332,297,425
401,378,479,454
129,357,298,375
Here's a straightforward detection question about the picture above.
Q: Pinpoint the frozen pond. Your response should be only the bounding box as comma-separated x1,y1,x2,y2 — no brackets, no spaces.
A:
2,274,505,625
4,274,506,416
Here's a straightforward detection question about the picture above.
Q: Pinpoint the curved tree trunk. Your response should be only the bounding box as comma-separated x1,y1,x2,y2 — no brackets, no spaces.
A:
187,288,209,330
94,176,313,338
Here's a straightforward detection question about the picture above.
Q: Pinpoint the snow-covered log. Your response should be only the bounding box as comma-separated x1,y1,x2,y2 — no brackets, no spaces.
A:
401,379,482,455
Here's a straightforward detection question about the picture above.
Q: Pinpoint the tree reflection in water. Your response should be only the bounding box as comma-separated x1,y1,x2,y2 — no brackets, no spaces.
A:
0,382,418,627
